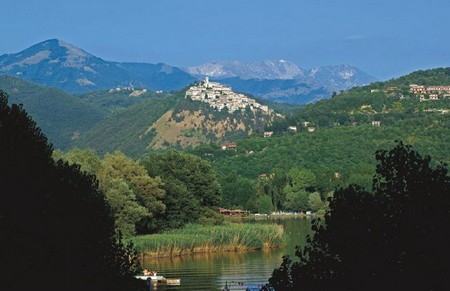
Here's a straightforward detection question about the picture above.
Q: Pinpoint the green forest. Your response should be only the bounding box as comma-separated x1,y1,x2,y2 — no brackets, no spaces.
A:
187,68,450,214
2,67,449,235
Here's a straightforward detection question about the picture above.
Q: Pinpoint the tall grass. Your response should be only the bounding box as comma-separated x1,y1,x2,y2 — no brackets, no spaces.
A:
130,222,285,257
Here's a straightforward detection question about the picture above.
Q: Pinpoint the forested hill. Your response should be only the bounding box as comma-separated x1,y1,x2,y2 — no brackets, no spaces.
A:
0,75,105,150
187,68,449,211
0,76,284,156
76,88,282,157
1,67,449,160
267,67,450,132
386,67,450,86
2,67,448,214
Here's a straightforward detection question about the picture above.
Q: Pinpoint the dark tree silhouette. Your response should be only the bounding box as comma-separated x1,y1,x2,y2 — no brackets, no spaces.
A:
0,91,139,290
269,141,450,291
141,150,221,231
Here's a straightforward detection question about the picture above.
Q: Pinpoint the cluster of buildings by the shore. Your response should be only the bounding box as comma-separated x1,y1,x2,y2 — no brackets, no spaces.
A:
185,77,272,114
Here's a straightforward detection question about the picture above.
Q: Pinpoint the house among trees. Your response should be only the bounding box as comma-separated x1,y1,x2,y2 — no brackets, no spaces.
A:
430,94,439,100
420,94,440,102
372,120,381,126
288,126,298,132
307,127,316,132
221,141,237,150
410,84,426,94
264,131,273,138
426,85,450,94
218,208,247,216
410,84,450,101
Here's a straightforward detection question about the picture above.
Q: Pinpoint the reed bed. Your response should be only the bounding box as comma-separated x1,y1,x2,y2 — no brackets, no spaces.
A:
130,222,285,257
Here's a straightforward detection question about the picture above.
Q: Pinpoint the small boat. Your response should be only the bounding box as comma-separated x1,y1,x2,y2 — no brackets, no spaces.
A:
135,275,165,281
135,275,181,286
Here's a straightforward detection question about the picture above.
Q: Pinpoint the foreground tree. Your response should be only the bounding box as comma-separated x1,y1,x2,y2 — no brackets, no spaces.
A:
98,151,165,234
0,91,138,290
141,150,221,230
269,142,450,291
54,149,166,236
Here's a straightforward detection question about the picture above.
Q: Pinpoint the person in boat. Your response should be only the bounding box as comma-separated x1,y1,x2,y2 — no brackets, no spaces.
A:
143,269,157,276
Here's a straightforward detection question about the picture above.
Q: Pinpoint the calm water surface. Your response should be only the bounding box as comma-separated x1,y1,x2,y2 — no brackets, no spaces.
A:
140,217,313,291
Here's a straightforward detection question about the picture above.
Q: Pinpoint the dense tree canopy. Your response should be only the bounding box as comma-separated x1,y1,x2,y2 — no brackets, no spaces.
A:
141,150,222,230
269,142,450,291
188,68,449,213
282,168,317,212
0,91,138,290
220,172,255,209
54,148,166,236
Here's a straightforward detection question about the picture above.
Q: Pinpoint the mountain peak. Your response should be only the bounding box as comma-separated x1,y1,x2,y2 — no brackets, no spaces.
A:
0,39,196,93
40,38,93,67
186,60,304,80
0,38,95,70
27,38,90,56
307,64,376,82
55,39,92,67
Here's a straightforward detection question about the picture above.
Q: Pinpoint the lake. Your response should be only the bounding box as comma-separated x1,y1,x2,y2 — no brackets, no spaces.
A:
139,217,314,290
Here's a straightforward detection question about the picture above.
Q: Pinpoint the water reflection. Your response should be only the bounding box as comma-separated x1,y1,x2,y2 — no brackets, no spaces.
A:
140,217,313,290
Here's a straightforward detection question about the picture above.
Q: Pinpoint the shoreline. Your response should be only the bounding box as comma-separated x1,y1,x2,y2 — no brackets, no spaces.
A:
131,222,286,258
137,243,282,258
226,211,326,220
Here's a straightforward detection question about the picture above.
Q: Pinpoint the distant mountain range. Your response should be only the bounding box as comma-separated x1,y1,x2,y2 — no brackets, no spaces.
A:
0,39,196,93
186,61,377,103
0,39,377,103
185,60,304,80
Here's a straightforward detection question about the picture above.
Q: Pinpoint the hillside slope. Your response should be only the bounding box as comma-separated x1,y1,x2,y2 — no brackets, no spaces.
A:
266,67,450,132
0,75,105,150
77,89,280,157
75,95,178,156
188,68,450,199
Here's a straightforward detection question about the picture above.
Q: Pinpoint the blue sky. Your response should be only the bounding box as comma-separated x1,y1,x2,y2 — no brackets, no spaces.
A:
1,0,449,80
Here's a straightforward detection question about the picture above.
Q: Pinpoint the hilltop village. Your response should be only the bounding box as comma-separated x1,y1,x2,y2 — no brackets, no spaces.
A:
185,77,273,114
